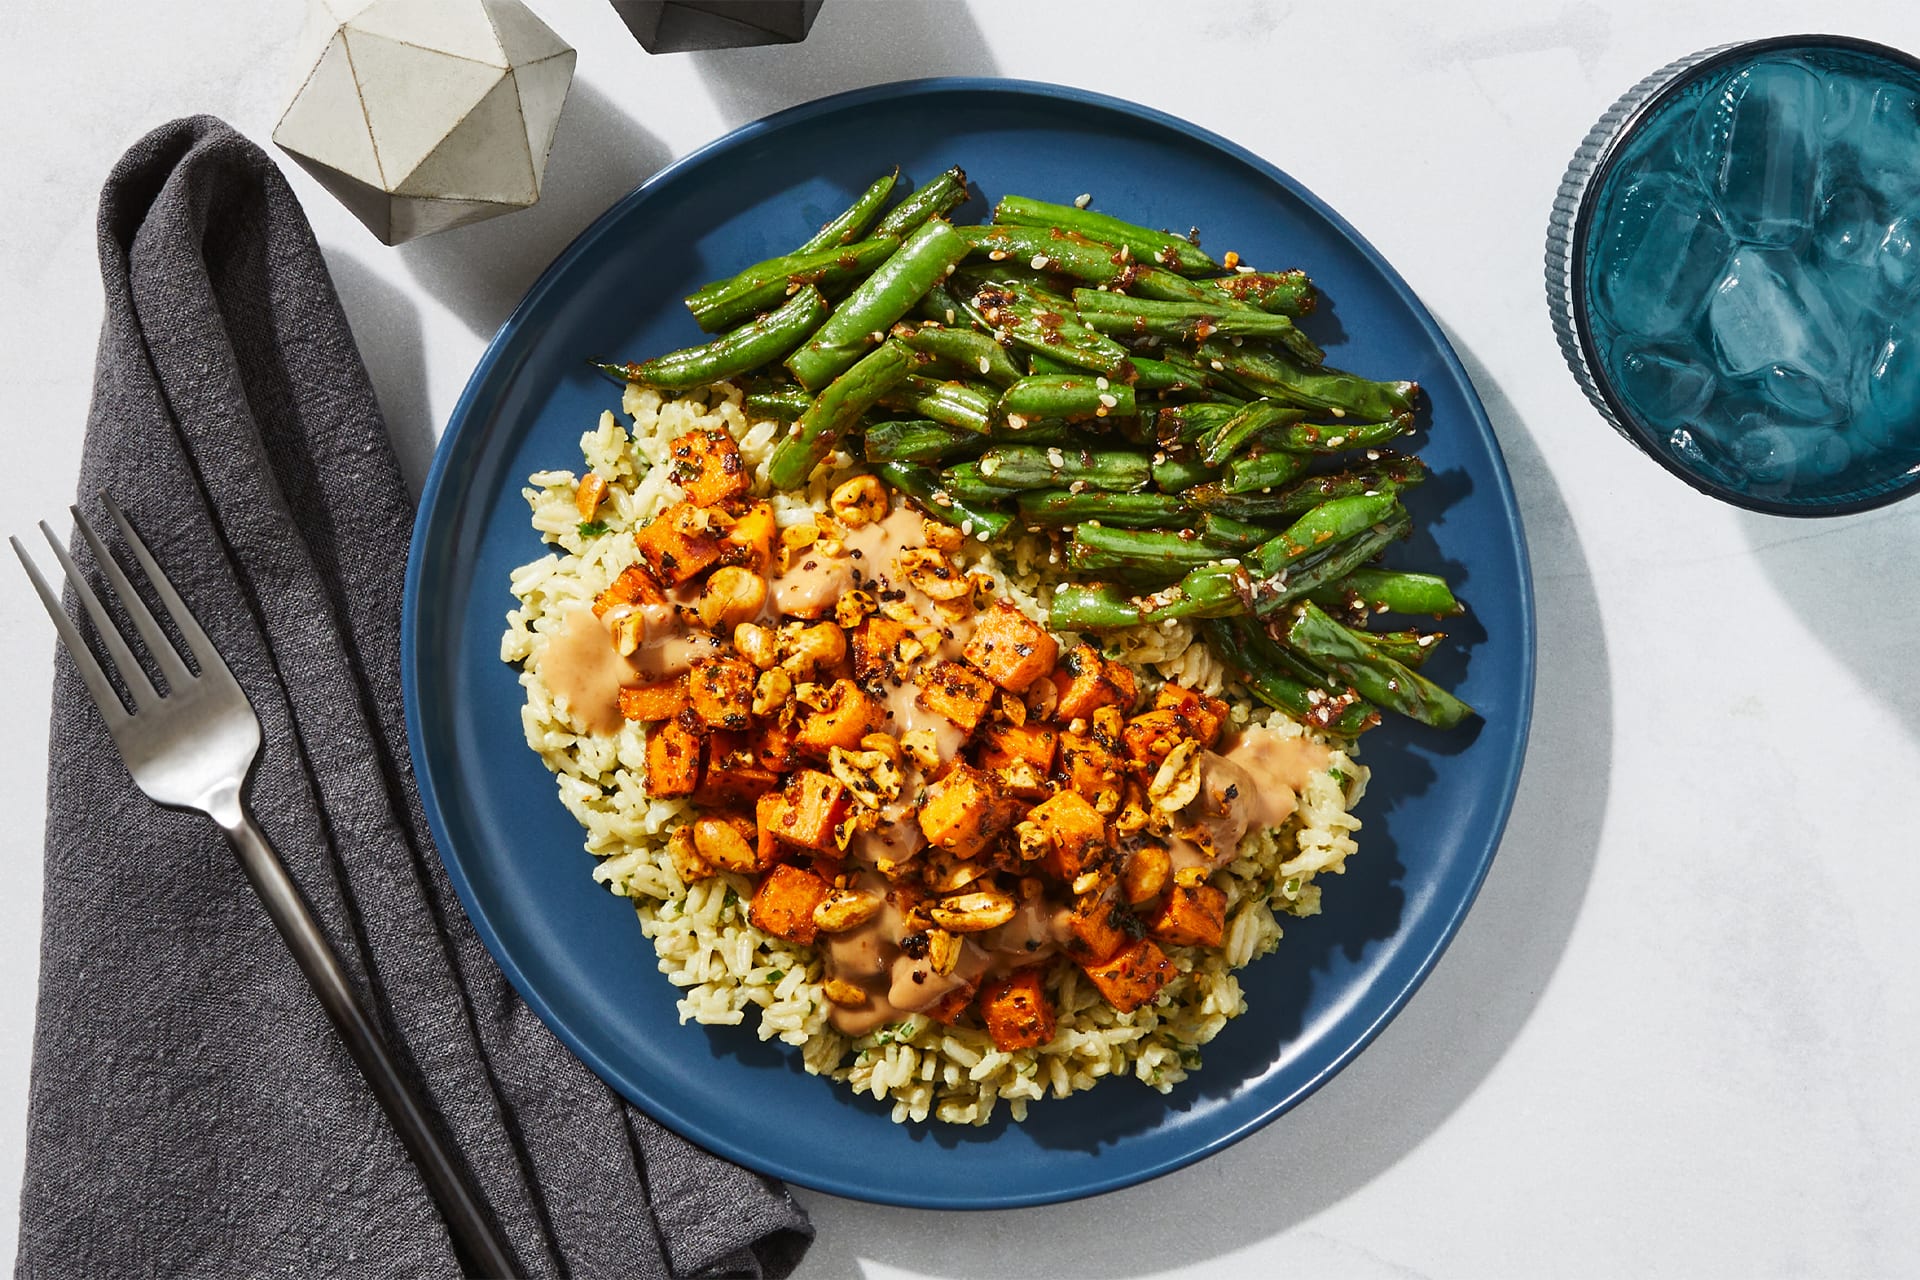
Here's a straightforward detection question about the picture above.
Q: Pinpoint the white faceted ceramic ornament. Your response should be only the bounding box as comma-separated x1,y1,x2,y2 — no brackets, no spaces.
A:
274,0,576,244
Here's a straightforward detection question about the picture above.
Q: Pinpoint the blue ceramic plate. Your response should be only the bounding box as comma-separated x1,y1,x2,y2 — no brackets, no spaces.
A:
403,79,1535,1209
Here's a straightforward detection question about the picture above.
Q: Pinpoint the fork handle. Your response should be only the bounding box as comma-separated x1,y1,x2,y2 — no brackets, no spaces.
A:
208,785,518,1279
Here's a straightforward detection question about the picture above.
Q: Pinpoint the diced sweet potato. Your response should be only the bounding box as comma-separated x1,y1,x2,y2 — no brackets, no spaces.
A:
923,981,977,1025
1080,937,1174,1013
749,863,832,944
753,718,800,773
720,500,776,573
1065,880,1130,964
975,721,1057,774
617,676,690,722
962,601,1059,693
644,718,703,798
917,660,996,735
980,969,1057,1051
688,655,756,731
694,730,780,805
669,427,750,508
1026,791,1108,882
1152,683,1229,747
1056,729,1125,801
764,769,851,852
1121,709,1192,771
754,789,795,868
633,501,723,586
794,678,884,757
851,615,912,685
1148,882,1227,949
1051,643,1137,720
916,764,1018,858
593,563,666,617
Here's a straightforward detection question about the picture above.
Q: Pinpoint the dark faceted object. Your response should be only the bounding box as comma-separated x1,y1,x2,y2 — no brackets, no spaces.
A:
611,0,822,53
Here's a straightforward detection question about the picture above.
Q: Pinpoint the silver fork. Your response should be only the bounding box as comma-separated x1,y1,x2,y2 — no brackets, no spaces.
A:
15,498,516,1279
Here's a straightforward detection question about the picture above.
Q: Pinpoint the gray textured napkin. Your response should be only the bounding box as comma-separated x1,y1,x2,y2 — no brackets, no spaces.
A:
16,116,812,1279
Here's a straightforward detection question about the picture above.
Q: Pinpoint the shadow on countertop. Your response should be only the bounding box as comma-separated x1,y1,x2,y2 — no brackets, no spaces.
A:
1733,500,1920,744
396,81,672,341
792,338,1616,1276
688,0,998,123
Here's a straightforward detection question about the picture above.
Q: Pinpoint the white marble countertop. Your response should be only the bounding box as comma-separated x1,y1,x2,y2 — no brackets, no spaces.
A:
4,1,1918,1275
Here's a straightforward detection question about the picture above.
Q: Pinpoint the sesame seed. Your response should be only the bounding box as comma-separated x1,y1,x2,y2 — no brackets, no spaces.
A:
1074,193,1092,208
1098,393,1118,408
1328,436,1346,447
1095,376,1110,390
1210,360,1224,371
988,250,1009,261
946,309,957,324
978,355,991,374
1235,264,1255,274
961,520,974,535
1031,254,1049,270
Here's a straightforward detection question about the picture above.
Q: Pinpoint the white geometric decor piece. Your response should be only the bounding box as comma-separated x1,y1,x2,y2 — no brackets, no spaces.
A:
273,0,576,244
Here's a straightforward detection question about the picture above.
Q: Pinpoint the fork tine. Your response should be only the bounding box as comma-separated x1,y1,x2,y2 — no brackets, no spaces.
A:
38,520,161,712
100,494,233,685
72,504,194,690
12,536,133,726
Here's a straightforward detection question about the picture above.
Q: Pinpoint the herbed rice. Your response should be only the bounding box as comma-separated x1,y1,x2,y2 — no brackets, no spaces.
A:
500,381,1368,1125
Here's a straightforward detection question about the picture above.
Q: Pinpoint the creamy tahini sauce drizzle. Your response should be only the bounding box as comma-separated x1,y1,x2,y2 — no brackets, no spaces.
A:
1169,727,1333,874
541,602,724,733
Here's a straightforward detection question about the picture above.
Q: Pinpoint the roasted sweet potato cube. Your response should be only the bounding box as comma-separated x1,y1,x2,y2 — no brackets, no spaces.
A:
1149,883,1228,949
916,764,1018,858
1121,709,1194,771
795,678,884,757
633,501,723,586
765,769,851,852
644,718,703,798
962,602,1060,694
753,718,800,773
980,969,1057,1051
669,427,750,508
720,500,776,573
1065,880,1131,964
1052,643,1137,720
1057,729,1125,801
923,981,977,1025
1080,936,1174,1013
749,863,832,944
1027,791,1108,881
1152,683,1229,747
689,655,756,731
617,676,689,723
917,660,996,735
754,790,795,868
975,721,1057,774
851,615,913,685
695,730,780,805
594,562,666,617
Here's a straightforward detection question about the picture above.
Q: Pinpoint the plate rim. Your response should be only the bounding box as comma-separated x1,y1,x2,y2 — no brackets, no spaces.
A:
402,75,1537,1208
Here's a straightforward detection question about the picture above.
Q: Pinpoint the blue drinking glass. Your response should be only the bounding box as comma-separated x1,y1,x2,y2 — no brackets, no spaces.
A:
1548,34,1920,516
